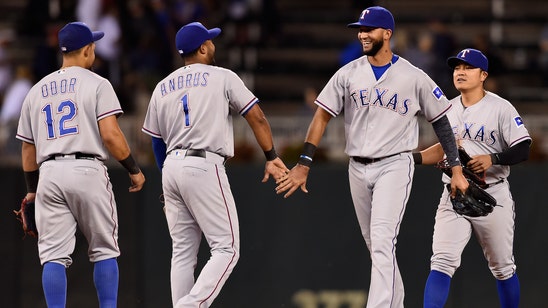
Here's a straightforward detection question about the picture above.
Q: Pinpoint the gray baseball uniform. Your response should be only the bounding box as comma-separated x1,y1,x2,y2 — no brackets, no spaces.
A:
431,91,531,279
16,66,123,266
142,63,257,307
315,55,453,307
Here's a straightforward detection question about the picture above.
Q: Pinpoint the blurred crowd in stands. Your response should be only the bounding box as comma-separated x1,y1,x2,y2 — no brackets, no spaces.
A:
0,0,546,163
0,0,281,162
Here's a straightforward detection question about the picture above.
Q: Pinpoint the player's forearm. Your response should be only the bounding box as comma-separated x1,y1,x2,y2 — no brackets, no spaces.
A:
303,108,331,147
490,139,531,165
102,129,131,160
244,105,278,155
297,108,331,167
21,142,39,193
415,143,444,165
432,115,459,167
21,142,38,172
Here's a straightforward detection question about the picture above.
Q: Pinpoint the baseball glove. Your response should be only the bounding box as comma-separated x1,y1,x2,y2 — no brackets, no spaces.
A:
14,198,38,238
444,181,497,217
436,147,487,188
437,147,498,217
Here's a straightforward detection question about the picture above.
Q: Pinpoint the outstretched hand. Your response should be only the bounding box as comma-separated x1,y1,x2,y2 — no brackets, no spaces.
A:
262,157,290,183
275,164,310,198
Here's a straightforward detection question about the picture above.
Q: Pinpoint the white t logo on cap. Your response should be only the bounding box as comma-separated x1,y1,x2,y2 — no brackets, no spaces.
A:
460,49,471,58
360,9,370,20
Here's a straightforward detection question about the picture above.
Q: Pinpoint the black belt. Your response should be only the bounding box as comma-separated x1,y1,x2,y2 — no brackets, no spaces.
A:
46,152,96,161
168,148,207,158
352,153,400,165
185,149,206,158
486,179,505,188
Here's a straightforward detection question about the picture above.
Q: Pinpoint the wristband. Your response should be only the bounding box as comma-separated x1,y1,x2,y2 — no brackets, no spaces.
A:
412,152,422,165
298,142,317,167
264,148,278,161
298,154,313,167
24,170,39,193
119,154,141,175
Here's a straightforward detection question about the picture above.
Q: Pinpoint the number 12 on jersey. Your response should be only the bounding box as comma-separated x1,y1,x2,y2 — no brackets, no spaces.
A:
42,100,78,139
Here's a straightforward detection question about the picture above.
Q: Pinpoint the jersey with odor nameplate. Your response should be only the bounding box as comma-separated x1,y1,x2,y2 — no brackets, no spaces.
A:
142,63,257,158
16,67,123,163
315,56,452,158
444,91,531,183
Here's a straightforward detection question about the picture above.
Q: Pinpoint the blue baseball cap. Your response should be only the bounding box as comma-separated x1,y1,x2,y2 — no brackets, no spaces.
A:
58,22,104,53
347,6,395,32
176,22,221,54
447,48,489,72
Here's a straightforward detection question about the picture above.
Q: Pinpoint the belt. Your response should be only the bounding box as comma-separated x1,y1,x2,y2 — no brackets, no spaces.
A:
485,179,505,188
352,153,400,165
46,152,96,161
168,148,226,165
184,149,206,158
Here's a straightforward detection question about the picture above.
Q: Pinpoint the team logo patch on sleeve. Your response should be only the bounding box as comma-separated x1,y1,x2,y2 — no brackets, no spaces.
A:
514,116,524,127
432,87,444,100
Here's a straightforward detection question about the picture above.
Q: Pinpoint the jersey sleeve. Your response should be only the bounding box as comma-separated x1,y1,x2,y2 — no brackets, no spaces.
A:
142,92,162,138
225,70,258,116
417,75,452,122
96,79,123,120
15,92,34,143
315,68,346,117
500,104,531,147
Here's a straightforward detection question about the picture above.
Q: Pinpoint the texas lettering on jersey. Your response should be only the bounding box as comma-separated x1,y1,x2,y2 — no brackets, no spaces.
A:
349,87,410,115
453,122,497,146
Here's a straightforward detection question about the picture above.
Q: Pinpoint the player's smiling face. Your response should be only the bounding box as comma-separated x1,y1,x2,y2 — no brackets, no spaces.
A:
357,27,385,56
452,63,487,91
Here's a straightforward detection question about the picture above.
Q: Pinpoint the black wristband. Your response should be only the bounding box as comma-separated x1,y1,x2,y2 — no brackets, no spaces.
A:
24,170,39,193
264,148,278,161
302,142,317,157
412,152,422,165
298,154,313,167
298,142,317,167
119,154,141,175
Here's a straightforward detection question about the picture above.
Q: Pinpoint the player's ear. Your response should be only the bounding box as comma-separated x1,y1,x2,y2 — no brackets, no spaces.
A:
384,29,393,41
82,43,92,58
480,70,488,81
198,42,207,55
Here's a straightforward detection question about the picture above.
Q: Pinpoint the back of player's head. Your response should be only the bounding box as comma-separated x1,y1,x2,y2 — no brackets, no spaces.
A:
347,6,395,32
176,22,221,55
447,48,489,72
58,22,104,53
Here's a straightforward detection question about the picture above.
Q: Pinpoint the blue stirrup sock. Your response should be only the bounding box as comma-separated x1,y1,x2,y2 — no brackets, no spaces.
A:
94,258,119,308
497,273,520,308
42,262,67,308
424,270,451,308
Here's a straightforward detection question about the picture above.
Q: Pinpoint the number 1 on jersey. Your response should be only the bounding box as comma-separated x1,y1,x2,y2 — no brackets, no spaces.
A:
181,94,191,127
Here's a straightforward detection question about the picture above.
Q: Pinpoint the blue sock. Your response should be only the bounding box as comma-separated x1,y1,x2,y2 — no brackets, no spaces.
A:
497,273,520,308
93,258,119,308
42,262,67,308
424,270,451,308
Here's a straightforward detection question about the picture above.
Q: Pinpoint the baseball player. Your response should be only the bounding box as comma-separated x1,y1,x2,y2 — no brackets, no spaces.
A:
16,22,145,307
275,6,468,307
141,22,288,307
416,49,531,308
